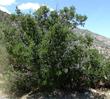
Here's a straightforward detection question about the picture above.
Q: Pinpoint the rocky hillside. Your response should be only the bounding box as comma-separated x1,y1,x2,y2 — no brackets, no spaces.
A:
0,10,10,22
73,28,110,56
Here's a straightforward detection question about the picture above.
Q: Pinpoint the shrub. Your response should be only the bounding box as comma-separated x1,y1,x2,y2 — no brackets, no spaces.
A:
4,6,107,96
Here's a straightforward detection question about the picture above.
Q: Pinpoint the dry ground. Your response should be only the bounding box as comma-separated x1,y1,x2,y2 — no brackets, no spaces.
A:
0,73,110,99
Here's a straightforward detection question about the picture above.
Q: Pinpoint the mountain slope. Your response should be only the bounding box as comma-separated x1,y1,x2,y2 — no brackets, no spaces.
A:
0,10,10,22
73,28,110,56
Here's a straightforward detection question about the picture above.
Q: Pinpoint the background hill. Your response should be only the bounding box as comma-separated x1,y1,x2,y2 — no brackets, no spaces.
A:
73,28,110,56
0,10,10,21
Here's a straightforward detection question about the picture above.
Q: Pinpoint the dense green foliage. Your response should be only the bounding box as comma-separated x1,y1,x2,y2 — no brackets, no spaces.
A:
2,6,110,96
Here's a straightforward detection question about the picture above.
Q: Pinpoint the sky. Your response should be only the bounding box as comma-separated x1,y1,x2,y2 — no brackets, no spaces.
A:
0,0,110,38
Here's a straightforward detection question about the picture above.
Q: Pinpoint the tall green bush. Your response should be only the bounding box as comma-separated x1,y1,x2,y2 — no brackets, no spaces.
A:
4,6,108,96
